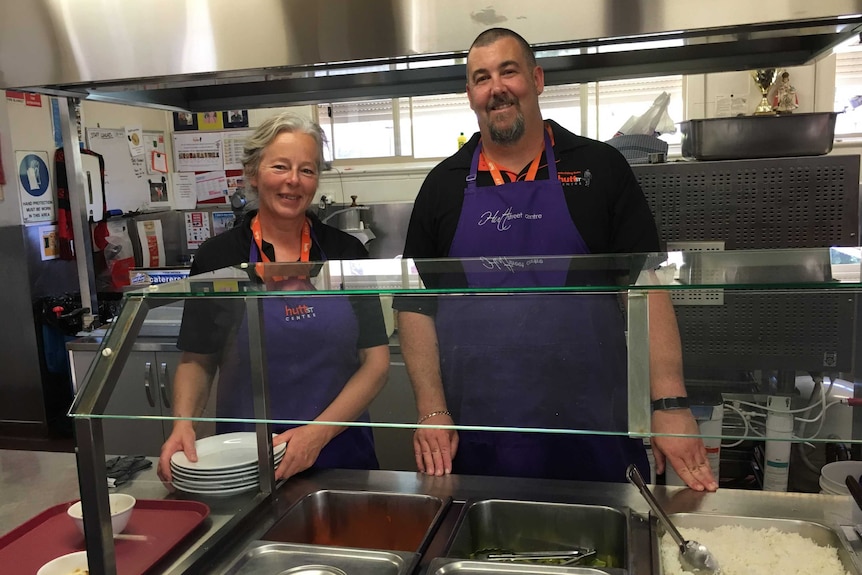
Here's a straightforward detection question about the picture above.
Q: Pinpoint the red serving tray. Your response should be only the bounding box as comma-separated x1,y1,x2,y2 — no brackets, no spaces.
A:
0,499,209,574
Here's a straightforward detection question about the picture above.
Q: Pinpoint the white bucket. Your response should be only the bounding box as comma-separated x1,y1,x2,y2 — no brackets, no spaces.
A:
819,461,862,495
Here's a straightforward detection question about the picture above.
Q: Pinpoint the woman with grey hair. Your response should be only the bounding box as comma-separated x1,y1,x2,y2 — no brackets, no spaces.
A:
158,113,389,484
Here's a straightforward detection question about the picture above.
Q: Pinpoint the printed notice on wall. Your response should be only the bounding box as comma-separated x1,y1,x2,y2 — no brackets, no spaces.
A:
136,219,165,267
222,130,253,170
184,211,211,249
195,171,229,204
172,172,197,210
714,94,748,118
173,132,224,172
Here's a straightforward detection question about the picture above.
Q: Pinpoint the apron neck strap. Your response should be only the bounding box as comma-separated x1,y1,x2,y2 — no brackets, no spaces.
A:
469,127,557,187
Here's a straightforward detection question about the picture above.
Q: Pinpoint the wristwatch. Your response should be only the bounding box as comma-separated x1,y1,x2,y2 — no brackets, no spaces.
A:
651,397,690,411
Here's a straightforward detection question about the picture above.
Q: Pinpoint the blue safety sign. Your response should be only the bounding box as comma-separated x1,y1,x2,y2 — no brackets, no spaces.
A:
17,151,54,223
18,153,50,197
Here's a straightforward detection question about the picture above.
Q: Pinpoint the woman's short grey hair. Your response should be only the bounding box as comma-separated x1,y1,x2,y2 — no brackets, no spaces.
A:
241,112,327,204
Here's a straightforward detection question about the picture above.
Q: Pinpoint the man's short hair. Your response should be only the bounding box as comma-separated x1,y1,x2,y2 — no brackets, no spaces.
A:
468,27,537,71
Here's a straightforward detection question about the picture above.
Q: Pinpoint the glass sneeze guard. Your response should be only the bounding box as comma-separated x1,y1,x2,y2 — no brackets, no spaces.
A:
70,247,862,447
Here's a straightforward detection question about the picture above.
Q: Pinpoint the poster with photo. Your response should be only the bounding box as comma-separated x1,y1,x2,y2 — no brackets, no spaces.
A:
147,175,171,209
212,211,236,235
39,225,59,260
173,112,198,131
223,110,249,128
198,111,224,131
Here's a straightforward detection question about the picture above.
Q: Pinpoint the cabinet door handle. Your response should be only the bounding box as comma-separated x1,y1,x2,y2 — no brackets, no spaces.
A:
159,362,172,409
143,361,155,407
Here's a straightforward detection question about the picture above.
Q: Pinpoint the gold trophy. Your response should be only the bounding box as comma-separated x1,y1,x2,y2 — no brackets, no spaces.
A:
751,69,778,115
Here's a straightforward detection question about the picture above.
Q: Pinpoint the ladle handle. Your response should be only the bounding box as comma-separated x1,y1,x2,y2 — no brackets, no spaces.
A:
626,464,687,551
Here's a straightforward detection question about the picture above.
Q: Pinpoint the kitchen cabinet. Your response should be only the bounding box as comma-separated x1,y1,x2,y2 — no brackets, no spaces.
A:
369,351,418,471
69,344,216,456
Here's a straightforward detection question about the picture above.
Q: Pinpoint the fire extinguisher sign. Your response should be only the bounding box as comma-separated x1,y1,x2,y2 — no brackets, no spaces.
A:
16,151,53,223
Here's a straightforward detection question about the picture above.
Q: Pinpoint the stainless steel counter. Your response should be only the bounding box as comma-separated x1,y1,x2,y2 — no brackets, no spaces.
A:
5,448,862,574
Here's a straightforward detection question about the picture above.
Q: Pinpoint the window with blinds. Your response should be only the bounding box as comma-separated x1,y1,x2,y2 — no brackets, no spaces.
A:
318,75,683,161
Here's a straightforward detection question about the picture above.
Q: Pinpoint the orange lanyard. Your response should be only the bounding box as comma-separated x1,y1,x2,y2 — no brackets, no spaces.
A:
483,146,543,186
251,216,313,285
250,215,312,263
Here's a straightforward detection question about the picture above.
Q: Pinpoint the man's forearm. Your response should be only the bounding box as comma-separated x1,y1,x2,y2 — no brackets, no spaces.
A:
398,311,448,416
648,291,687,399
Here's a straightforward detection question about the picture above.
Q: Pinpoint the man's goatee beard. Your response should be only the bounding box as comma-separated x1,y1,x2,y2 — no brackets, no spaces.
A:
489,112,526,145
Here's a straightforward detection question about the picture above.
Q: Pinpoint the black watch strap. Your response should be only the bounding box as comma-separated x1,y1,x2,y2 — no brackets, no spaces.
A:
651,397,690,411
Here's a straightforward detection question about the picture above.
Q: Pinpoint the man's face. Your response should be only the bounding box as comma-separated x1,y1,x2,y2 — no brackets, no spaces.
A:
466,36,544,145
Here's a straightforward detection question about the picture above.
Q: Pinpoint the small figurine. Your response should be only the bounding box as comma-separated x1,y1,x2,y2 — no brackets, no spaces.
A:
773,71,799,113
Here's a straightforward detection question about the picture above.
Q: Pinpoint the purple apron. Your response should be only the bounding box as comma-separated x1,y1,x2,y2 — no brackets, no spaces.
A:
435,132,647,482
214,238,378,471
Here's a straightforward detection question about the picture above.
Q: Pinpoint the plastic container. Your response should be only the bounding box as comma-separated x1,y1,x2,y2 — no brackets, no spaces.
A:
819,460,862,494
679,112,839,160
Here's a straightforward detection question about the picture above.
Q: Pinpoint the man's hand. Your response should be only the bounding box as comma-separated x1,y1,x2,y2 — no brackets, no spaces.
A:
651,409,718,492
413,413,458,476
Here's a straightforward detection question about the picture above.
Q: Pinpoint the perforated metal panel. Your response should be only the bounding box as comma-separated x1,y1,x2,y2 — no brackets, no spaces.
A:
632,155,860,372
633,155,860,249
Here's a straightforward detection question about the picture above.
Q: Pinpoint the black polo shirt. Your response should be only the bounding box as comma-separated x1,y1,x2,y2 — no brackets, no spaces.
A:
395,120,660,314
403,119,660,260
177,210,388,354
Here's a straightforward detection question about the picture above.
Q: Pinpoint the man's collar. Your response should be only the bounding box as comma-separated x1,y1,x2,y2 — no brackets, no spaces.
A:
449,120,590,170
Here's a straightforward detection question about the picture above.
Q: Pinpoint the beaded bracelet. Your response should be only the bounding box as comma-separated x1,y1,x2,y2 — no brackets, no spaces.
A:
417,410,452,425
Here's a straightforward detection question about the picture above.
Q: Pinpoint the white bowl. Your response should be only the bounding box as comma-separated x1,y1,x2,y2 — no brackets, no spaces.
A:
37,551,88,575
67,493,136,535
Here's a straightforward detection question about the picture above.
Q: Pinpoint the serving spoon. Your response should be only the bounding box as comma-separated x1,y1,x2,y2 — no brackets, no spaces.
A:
626,464,721,575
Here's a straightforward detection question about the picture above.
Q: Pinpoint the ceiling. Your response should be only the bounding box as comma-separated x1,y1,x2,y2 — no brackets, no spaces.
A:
2,0,862,111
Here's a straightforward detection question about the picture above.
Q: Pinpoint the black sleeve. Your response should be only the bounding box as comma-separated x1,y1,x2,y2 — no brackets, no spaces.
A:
313,220,390,348
350,295,389,348
176,231,248,355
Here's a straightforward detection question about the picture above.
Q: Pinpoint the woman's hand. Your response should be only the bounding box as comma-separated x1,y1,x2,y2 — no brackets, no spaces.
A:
273,425,332,480
157,422,197,486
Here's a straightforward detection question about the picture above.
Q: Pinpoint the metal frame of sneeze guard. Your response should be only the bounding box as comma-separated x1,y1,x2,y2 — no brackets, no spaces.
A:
69,283,280,575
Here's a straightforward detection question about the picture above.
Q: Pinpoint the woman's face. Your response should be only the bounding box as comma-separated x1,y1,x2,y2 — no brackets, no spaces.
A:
251,131,319,222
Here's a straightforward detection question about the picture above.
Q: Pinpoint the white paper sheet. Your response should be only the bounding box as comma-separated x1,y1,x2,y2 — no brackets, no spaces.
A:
195,171,229,204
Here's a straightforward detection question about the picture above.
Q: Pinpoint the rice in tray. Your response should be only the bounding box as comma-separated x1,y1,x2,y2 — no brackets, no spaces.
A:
660,525,852,575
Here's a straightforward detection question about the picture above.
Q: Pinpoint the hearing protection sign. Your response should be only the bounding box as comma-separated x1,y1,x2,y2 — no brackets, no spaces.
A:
17,151,53,223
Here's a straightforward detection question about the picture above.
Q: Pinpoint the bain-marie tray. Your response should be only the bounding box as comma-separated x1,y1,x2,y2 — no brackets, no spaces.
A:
0,499,209,574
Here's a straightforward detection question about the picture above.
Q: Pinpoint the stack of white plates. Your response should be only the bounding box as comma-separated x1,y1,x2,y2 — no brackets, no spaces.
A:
170,432,285,496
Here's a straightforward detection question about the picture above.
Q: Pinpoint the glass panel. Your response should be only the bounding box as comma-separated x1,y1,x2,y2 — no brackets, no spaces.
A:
71,248,862,448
